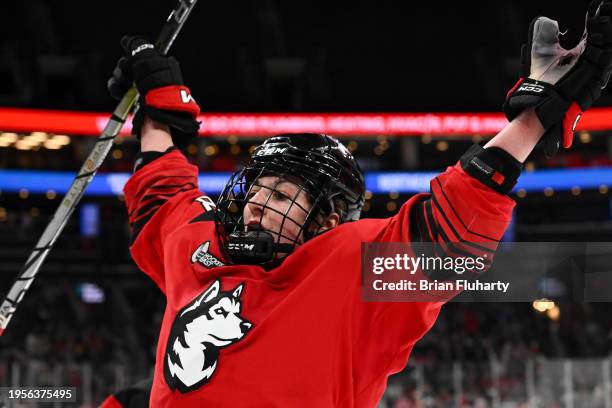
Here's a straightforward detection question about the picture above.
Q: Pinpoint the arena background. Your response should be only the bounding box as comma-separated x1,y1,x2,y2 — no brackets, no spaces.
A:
1,1,612,406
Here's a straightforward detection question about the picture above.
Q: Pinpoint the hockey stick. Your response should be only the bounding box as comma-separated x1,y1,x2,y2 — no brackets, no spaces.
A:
0,0,198,336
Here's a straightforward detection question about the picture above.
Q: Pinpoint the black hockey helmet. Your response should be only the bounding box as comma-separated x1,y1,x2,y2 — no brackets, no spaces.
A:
215,133,365,265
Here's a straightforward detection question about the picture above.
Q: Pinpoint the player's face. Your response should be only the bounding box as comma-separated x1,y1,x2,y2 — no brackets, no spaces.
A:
243,176,312,246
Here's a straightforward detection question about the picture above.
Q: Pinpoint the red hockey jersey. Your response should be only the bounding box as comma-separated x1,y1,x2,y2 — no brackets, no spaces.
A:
123,150,514,407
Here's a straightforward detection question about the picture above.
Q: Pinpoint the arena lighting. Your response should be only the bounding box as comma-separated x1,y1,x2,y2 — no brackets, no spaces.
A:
547,305,561,321
18,138,42,147
51,135,70,145
435,140,449,151
75,283,105,304
579,131,592,143
27,131,48,142
0,132,18,143
43,140,62,150
2,167,612,196
2,107,612,136
14,140,32,150
533,298,555,312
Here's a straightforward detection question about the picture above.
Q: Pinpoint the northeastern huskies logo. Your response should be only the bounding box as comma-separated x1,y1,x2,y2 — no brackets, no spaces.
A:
164,280,252,393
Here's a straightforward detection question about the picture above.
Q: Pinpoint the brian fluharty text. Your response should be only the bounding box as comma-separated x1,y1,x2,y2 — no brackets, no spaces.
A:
372,279,510,293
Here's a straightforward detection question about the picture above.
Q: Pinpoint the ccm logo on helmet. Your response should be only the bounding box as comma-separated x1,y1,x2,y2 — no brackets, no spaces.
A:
254,146,287,157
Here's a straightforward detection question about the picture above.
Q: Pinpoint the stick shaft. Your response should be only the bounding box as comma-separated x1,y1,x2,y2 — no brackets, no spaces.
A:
0,0,198,335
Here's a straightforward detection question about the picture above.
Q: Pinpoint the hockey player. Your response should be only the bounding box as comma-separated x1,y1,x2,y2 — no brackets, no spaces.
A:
102,2,612,406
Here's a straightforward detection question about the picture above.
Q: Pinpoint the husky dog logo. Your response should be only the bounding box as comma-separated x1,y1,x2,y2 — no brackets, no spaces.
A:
164,279,252,393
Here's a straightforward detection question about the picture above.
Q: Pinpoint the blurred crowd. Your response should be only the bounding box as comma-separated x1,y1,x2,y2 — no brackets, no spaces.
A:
381,303,612,407
0,275,163,405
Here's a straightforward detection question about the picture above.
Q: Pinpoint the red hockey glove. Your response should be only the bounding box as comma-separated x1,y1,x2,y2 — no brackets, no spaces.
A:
504,0,612,157
107,36,200,147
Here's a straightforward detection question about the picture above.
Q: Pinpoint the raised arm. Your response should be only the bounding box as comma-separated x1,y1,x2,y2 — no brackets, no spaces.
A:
410,1,612,262
484,108,543,163
140,118,173,153
106,36,204,291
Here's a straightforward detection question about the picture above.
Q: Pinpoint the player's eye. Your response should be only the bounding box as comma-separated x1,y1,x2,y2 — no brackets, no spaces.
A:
215,308,228,317
246,187,260,200
272,191,289,201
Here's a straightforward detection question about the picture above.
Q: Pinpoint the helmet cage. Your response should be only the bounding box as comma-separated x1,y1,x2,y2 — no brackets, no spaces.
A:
215,134,365,265
215,163,331,264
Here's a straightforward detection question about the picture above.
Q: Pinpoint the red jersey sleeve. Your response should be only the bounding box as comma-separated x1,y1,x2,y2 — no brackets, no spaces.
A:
409,162,515,259
123,150,201,293
348,162,516,402
377,162,515,249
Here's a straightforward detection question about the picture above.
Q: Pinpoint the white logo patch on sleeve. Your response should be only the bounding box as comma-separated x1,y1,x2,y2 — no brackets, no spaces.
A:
191,241,225,268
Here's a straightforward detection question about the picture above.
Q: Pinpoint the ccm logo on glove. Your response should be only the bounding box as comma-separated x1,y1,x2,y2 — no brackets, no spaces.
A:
517,84,544,93
131,43,154,56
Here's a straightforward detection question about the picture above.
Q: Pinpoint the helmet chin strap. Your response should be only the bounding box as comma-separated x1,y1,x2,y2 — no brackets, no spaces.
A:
227,228,295,264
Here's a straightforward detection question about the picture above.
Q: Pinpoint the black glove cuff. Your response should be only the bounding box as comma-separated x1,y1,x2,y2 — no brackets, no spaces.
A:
143,105,200,147
460,144,523,195
133,146,179,172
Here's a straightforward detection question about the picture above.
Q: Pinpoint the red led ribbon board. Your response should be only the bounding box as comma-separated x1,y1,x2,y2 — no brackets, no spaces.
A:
0,107,611,136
